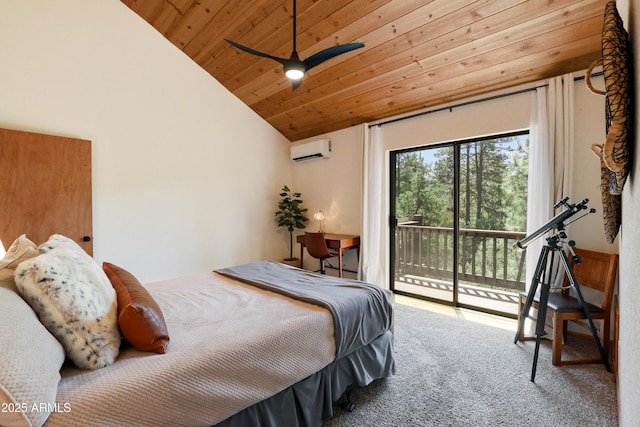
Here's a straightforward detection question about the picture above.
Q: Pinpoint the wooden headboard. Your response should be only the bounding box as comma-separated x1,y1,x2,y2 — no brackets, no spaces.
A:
0,128,93,255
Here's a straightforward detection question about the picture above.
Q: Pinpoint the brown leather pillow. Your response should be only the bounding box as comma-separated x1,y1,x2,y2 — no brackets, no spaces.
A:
103,262,169,354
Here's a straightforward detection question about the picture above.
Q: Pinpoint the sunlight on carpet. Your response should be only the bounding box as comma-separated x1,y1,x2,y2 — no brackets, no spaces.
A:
394,294,517,332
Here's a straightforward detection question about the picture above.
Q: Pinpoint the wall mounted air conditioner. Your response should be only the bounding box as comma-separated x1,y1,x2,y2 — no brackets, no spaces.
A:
291,139,331,162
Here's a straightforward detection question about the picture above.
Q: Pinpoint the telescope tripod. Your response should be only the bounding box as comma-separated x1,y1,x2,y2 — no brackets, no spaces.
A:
514,234,611,382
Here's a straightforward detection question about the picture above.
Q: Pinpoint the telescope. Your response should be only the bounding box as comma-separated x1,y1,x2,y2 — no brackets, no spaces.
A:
514,197,595,250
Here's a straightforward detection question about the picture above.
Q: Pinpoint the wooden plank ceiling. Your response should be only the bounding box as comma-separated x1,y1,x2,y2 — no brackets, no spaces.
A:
121,0,608,141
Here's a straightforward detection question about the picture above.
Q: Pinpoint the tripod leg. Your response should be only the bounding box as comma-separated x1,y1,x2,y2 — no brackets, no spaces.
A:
531,274,551,382
530,248,556,382
514,246,549,344
559,252,612,372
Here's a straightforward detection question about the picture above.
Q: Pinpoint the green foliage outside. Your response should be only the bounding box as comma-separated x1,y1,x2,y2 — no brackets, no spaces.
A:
395,135,528,231
394,134,529,291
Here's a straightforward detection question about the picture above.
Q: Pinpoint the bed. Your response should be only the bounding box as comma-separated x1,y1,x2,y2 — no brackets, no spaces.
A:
0,235,395,427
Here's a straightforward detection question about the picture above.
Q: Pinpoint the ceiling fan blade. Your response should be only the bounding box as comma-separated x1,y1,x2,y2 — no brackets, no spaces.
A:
303,43,365,71
225,39,288,65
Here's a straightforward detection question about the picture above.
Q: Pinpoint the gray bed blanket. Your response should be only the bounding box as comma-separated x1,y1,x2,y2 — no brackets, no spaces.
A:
215,261,393,359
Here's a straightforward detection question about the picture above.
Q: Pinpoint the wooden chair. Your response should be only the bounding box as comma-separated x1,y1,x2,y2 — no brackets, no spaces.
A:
305,232,337,274
517,248,618,366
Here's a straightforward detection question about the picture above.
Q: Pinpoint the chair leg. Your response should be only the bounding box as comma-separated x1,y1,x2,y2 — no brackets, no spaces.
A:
602,317,610,363
319,259,326,274
552,313,564,366
517,296,525,341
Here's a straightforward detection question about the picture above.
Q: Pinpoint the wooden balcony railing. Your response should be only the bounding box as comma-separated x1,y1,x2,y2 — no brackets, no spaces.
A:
394,224,527,292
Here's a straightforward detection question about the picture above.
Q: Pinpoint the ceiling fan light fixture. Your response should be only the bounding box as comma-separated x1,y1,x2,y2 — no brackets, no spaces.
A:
285,67,305,80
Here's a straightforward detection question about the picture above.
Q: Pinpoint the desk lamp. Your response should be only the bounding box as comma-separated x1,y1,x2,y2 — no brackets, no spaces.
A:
314,210,325,232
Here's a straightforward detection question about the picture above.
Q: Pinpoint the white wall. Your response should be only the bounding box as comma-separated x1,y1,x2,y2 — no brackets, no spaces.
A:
615,0,639,425
0,0,292,282
290,125,363,275
380,90,531,152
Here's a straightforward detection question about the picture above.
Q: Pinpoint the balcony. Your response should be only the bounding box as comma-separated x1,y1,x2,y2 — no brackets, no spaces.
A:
394,223,527,315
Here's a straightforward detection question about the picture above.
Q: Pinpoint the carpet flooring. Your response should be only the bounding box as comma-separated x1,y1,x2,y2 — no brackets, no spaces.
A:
324,299,618,427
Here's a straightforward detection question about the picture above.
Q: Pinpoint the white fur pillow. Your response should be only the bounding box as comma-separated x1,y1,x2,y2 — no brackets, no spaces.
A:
15,235,121,370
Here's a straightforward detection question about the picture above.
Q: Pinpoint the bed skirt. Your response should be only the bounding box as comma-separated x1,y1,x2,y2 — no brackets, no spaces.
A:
214,330,396,427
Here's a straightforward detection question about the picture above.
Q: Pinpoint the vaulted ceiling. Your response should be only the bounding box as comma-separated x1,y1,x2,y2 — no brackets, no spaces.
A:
121,0,608,141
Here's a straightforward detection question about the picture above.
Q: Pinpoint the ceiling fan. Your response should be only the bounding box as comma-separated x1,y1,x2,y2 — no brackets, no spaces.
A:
225,0,364,90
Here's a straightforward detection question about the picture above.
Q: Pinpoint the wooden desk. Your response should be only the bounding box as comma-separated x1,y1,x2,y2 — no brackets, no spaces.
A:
297,233,360,277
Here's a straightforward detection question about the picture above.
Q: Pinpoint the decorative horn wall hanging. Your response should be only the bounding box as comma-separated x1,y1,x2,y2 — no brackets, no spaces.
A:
585,0,633,244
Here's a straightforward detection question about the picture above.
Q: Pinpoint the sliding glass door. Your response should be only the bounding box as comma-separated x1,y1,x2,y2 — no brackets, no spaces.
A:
390,132,529,316
391,145,456,303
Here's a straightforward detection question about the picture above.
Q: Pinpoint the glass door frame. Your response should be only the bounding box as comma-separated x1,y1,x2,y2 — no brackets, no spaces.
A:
389,141,460,308
389,130,528,317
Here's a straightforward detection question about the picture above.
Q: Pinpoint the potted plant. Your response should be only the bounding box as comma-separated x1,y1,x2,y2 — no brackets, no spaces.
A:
275,185,308,264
